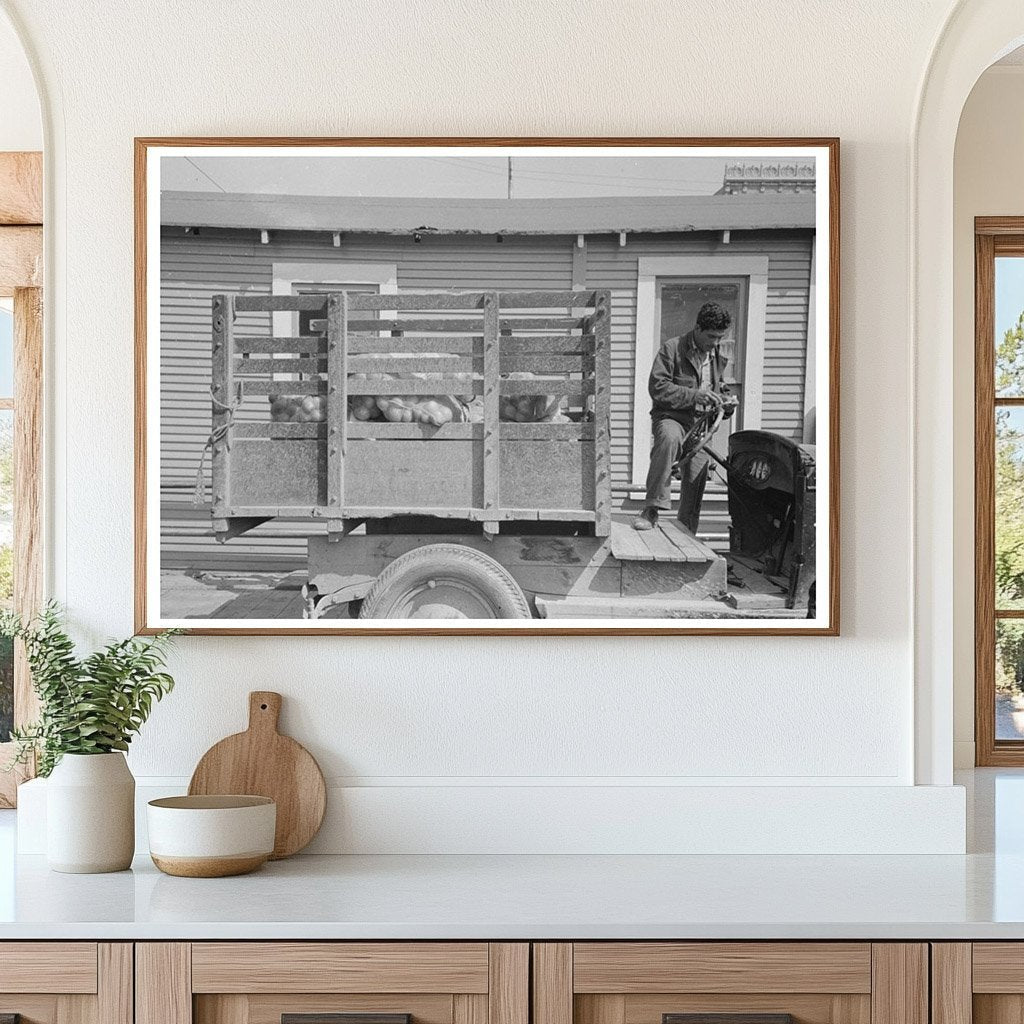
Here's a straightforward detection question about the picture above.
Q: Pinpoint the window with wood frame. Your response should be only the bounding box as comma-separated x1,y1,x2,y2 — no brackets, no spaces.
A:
976,219,1024,765
0,151,43,806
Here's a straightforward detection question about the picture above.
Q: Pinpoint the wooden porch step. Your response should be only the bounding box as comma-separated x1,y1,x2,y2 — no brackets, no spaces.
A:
609,513,720,564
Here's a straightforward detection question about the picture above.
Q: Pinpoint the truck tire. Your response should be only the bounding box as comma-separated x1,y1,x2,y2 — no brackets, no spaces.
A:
359,543,532,619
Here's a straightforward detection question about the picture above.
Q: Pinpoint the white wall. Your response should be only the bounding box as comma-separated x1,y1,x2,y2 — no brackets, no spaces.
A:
952,65,1024,767
0,0,973,852
0,9,39,151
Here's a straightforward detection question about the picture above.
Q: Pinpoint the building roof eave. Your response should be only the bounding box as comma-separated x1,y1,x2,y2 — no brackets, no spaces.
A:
160,191,817,234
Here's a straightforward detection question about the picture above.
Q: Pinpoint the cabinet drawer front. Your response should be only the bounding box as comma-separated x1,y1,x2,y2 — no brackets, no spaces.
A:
974,944,1024,992
192,943,491,994
0,943,97,993
572,944,872,994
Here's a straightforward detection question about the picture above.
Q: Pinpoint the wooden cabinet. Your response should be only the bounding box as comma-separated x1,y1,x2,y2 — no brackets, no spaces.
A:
932,943,1024,1024
136,944,528,1024
532,944,928,1024
0,938,951,1024
0,943,131,1024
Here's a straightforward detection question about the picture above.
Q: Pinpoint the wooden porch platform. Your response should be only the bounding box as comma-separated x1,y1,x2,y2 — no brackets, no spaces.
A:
608,513,719,564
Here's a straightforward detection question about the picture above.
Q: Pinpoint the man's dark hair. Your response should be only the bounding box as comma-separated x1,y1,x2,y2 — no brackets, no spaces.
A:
694,301,732,332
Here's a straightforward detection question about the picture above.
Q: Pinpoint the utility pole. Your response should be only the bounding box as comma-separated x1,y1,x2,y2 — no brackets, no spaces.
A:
507,156,512,199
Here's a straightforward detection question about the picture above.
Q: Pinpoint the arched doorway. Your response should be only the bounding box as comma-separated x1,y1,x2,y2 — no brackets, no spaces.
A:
914,2,1024,785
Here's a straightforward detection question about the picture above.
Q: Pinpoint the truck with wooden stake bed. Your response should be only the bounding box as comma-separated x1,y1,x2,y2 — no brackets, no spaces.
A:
204,288,815,620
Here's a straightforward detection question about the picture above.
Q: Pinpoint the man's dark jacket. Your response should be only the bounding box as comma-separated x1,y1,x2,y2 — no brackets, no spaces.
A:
648,329,731,428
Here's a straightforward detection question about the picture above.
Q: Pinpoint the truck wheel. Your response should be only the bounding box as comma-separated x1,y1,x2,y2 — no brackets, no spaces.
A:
359,543,532,619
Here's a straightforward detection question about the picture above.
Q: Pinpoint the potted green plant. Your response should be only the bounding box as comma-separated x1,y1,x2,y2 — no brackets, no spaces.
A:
2,603,179,873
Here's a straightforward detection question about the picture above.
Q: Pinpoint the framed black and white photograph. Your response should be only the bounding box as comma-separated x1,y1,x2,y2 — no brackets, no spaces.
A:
135,138,839,635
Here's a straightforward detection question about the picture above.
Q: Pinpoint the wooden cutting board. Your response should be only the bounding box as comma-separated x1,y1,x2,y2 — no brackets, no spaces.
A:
188,691,326,859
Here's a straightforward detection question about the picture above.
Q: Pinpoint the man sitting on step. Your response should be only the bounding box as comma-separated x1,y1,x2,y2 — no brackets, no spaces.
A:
633,301,738,533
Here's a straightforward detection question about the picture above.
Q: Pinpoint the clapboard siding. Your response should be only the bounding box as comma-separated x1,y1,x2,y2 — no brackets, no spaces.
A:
159,226,811,571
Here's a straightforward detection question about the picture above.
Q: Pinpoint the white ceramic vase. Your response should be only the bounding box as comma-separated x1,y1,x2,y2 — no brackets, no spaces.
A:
46,752,135,873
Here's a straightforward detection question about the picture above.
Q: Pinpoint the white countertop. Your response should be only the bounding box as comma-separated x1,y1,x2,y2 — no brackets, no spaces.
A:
0,849,1023,940
1,769,1022,941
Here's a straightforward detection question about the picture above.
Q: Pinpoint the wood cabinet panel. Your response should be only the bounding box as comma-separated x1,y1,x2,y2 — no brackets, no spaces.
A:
974,946,1024,993
973,995,1024,1024
0,943,129,1024
191,944,490,995
870,945,927,1024
573,944,873,994
453,993,489,1024
534,945,573,1024
575,995,625,1024
488,944,528,1024
0,944,98,994
136,943,192,1024
931,944,971,1024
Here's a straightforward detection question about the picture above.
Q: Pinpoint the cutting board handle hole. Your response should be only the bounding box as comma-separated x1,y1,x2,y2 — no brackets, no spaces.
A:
260,703,268,710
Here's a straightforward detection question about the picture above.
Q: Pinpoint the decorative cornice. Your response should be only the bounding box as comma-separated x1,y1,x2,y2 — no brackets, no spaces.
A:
718,162,817,195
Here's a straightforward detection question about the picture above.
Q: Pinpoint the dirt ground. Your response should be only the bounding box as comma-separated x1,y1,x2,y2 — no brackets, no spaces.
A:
160,569,308,620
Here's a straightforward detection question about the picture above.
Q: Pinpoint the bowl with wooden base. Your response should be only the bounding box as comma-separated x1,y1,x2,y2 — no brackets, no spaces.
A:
147,795,276,877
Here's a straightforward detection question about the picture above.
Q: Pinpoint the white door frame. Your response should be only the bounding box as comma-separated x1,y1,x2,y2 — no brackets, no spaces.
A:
271,261,398,336
631,255,769,486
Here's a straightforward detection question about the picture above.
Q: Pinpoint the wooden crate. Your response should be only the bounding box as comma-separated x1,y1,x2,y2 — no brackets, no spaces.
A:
208,289,611,539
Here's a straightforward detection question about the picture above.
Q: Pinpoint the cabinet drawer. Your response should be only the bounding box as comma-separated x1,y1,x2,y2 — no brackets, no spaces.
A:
139,943,528,1024
191,943,491,994
0,942,99,994
572,944,872,994
533,943,925,1024
0,943,130,1024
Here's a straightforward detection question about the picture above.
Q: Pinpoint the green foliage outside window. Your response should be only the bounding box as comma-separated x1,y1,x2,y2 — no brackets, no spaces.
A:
996,312,1024,696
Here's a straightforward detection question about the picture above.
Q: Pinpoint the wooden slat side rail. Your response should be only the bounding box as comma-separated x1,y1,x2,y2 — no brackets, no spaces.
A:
534,944,572,1024
970,943,1024,991
191,942,490,994
0,152,42,225
482,292,500,534
592,290,612,534
327,291,346,512
0,942,98,993
0,225,42,295
137,944,191,1024
489,943,529,1024
931,944,972,1024
98,944,133,1024
572,943,872,994
347,290,599,311
870,945,927,1024
210,295,234,519
234,294,328,312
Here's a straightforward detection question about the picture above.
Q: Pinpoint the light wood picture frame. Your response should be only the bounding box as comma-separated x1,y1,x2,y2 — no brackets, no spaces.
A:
135,137,839,635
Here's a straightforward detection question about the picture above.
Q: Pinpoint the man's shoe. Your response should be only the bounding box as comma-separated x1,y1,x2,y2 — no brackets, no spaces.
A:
632,507,658,531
